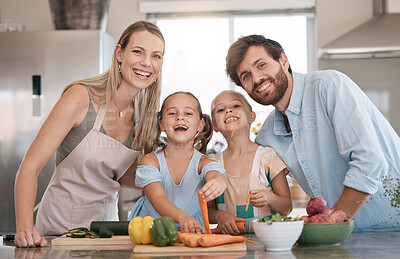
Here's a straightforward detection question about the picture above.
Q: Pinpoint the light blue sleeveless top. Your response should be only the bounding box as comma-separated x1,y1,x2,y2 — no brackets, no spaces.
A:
128,149,225,228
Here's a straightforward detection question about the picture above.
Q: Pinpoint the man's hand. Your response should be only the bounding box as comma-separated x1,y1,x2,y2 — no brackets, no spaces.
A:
333,186,370,218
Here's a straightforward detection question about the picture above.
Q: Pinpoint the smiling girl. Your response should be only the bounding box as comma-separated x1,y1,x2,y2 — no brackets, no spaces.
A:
128,92,227,233
208,90,292,234
14,21,164,247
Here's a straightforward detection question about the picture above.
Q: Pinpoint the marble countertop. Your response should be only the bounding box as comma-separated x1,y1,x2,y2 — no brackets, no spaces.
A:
1,231,399,259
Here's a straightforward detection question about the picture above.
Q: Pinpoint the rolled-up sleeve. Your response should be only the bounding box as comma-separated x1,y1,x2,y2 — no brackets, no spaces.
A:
135,165,162,188
322,72,388,194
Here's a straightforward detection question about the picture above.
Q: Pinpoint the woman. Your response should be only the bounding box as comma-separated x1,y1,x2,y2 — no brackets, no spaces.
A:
14,21,165,247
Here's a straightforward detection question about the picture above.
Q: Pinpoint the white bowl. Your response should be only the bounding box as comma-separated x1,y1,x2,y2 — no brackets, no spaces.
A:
252,219,304,251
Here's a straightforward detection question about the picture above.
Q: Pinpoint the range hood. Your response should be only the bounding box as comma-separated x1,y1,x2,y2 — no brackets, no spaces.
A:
320,2,400,59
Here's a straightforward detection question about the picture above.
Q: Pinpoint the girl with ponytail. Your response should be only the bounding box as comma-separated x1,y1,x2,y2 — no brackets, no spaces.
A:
128,92,228,233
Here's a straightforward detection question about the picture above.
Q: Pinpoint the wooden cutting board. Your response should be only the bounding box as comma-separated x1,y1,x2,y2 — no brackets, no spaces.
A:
51,235,247,254
51,235,134,250
133,242,247,255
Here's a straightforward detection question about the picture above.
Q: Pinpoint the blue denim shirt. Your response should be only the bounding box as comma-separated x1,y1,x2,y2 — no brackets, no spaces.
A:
255,70,400,232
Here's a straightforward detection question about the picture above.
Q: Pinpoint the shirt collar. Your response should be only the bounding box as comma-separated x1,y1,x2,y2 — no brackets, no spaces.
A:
272,72,305,135
286,72,305,115
273,109,289,135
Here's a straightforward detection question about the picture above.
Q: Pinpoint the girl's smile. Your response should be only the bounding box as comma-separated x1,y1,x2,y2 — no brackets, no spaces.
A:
225,116,239,124
212,91,254,134
160,93,204,143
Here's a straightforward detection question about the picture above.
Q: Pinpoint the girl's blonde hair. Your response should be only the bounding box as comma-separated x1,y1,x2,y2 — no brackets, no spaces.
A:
62,21,165,155
211,90,253,123
157,92,213,154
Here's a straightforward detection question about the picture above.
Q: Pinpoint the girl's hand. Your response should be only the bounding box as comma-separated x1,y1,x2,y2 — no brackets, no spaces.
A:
199,176,227,203
215,211,246,235
178,214,205,233
14,226,47,248
249,189,271,208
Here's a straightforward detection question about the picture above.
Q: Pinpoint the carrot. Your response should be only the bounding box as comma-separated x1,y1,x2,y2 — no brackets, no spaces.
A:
186,235,203,247
211,222,246,234
199,234,245,247
245,193,251,211
180,233,202,245
230,120,238,138
178,232,188,243
245,239,257,244
198,191,211,234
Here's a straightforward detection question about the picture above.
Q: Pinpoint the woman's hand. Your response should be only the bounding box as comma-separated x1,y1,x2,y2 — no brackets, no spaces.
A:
14,226,47,248
177,214,205,233
214,211,246,235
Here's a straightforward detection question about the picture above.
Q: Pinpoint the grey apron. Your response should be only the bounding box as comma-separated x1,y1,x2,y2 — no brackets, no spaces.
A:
36,104,139,235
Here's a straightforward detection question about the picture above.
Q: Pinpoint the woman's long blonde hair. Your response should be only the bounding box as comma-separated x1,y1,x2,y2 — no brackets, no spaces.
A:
62,21,165,155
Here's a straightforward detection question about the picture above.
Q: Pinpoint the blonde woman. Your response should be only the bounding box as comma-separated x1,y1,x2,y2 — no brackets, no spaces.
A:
14,21,165,247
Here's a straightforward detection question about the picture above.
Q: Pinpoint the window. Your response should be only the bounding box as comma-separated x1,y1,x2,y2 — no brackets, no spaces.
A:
156,18,230,115
154,13,313,151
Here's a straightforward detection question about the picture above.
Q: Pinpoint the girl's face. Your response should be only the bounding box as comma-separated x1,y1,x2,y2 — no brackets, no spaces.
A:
160,93,204,144
116,30,164,91
211,92,255,134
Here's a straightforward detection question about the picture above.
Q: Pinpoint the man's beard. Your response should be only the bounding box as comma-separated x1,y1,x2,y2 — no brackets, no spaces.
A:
249,65,288,106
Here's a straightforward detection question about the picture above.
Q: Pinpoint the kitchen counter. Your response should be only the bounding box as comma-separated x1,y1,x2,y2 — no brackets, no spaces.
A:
1,231,399,259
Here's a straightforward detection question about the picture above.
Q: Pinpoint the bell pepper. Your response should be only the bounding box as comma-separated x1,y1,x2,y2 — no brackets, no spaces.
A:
128,216,154,245
149,216,178,247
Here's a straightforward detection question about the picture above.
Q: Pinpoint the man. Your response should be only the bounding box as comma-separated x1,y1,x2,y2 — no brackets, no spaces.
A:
226,34,400,231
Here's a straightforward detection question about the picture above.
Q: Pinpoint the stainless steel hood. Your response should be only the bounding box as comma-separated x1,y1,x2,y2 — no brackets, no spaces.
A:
320,1,400,59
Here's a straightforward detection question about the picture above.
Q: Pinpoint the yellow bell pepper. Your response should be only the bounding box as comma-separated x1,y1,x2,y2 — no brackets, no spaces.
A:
128,216,154,245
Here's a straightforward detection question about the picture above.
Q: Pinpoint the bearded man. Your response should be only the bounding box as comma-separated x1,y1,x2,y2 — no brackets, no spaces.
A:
225,34,400,232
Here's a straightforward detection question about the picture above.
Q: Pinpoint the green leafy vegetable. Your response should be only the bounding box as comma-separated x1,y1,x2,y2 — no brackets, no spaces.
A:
258,213,302,225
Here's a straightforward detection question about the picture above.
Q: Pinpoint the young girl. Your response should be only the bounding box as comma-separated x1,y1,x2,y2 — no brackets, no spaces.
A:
129,92,228,233
209,90,292,234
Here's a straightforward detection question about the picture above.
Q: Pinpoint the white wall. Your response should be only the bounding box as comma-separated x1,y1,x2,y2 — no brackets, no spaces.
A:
315,0,373,47
0,0,53,31
1,0,373,48
106,0,145,39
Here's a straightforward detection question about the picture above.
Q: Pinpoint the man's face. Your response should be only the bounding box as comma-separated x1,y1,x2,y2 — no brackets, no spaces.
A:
236,45,289,106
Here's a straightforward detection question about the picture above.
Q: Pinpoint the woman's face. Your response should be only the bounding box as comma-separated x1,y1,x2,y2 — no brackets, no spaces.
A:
116,30,164,91
159,93,204,145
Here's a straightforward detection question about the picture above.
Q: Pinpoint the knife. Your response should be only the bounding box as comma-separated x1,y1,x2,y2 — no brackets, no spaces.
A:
2,234,15,241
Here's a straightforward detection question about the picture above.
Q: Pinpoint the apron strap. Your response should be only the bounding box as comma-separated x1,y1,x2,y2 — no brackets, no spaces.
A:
81,84,94,101
94,104,107,131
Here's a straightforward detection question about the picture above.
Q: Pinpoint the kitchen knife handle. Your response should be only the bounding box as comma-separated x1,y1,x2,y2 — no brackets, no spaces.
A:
3,234,15,241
